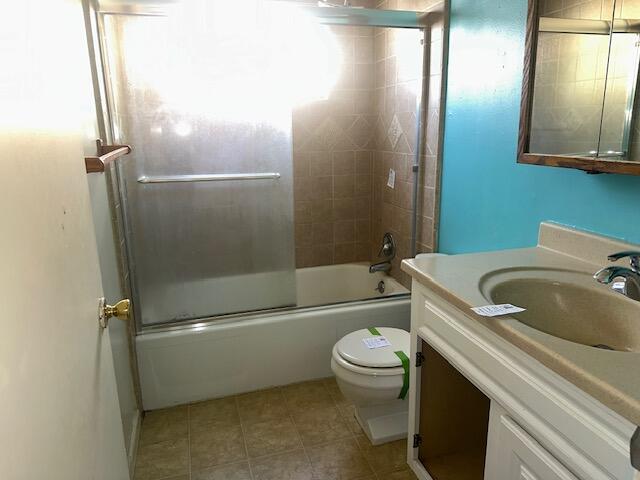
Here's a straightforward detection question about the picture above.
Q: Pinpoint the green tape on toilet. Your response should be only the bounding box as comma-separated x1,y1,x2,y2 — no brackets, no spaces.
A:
367,327,409,400
395,351,409,399
367,327,409,399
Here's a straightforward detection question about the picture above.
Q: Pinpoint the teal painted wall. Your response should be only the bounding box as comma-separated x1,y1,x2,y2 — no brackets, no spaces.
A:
438,0,640,254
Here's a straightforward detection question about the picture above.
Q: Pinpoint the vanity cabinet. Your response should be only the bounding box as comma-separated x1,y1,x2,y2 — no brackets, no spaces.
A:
406,282,636,480
485,403,578,480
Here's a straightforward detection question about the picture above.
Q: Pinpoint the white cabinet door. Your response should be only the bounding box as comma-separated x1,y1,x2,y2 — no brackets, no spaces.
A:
485,403,579,480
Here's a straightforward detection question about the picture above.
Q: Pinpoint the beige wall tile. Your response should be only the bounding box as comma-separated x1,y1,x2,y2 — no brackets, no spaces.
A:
313,222,334,245
295,223,313,247
334,175,356,198
291,8,444,273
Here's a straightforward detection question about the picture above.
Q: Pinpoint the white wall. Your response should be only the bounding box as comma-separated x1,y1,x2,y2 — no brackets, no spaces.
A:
0,1,130,478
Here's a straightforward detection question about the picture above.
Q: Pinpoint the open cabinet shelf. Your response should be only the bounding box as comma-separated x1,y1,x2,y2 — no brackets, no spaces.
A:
418,340,490,480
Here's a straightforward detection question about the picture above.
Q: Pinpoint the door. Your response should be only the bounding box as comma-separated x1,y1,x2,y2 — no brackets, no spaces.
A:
485,403,579,480
0,1,129,479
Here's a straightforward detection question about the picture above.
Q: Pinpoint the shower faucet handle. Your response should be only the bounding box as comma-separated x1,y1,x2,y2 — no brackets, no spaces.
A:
377,232,396,258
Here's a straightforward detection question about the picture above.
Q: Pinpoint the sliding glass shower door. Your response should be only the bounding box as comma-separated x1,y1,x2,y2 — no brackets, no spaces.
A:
102,5,297,326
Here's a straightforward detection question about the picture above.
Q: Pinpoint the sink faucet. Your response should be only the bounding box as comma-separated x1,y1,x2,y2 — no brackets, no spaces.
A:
369,232,396,274
593,251,640,301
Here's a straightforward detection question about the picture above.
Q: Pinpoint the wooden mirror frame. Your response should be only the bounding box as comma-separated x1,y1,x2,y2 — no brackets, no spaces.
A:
517,0,640,176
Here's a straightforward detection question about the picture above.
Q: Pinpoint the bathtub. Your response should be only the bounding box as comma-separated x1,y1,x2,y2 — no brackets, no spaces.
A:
136,263,410,410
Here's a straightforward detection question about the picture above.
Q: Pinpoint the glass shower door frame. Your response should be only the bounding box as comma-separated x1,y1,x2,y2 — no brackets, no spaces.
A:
94,1,431,332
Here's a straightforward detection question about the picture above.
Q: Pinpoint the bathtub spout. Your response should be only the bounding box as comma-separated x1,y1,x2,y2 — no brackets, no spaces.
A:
369,261,391,274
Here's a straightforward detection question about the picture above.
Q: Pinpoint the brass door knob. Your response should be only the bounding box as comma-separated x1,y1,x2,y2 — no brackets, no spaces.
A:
98,298,131,328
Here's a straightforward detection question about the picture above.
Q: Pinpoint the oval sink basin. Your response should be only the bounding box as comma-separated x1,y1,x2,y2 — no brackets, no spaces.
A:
480,268,640,353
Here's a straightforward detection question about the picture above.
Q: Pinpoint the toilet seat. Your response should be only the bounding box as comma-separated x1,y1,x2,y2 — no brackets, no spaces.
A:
333,327,409,376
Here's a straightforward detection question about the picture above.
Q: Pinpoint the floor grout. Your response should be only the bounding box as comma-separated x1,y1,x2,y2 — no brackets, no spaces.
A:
186,405,191,479
136,377,414,480
281,386,317,480
235,395,254,480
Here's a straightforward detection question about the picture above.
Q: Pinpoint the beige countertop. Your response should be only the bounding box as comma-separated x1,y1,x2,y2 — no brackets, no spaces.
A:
401,222,640,427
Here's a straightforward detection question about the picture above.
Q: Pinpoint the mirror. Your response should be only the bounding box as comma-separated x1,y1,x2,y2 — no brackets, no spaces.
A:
518,0,640,175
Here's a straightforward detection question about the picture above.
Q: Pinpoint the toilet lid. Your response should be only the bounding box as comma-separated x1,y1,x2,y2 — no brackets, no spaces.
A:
336,327,409,368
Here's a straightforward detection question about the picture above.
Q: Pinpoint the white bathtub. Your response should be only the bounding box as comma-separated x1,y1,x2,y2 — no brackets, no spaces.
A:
136,263,410,410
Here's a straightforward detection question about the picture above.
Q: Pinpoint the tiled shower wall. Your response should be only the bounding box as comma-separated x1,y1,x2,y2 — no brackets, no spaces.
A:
293,12,377,268
293,0,446,290
371,0,444,288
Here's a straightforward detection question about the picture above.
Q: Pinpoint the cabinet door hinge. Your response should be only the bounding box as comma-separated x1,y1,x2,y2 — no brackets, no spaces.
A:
415,351,425,367
412,433,423,448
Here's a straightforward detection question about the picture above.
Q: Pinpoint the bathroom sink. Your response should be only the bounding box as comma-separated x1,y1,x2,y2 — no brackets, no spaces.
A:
480,268,640,352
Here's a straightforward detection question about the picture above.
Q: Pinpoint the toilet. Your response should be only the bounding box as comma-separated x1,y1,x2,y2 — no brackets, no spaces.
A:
331,327,410,445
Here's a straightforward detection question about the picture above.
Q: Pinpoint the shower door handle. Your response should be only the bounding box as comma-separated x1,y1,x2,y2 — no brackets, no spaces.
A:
137,173,281,184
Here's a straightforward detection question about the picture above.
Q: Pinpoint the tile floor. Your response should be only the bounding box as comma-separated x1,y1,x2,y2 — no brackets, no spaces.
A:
134,377,417,480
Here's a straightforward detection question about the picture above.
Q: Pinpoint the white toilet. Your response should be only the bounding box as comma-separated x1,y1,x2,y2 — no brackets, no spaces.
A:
331,327,410,445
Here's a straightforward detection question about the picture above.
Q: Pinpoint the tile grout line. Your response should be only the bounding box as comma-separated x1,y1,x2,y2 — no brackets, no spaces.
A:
187,405,192,480
326,376,409,480
322,377,380,480
145,378,408,480
281,385,318,480
235,396,255,480
327,380,380,480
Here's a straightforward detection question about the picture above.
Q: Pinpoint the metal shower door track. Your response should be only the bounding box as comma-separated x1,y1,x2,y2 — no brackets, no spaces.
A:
97,2,429,29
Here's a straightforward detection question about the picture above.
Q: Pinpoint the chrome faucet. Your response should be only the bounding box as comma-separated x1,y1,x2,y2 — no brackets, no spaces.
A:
369,261,392,273
369,232,396,274
593,251,640,301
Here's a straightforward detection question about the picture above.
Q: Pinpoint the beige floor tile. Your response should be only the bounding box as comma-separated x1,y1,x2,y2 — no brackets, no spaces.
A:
385,468,418,479
237,388,289,426
189,396,240,432
139,406,188,446
337,404,364,435
190,423,246,470
322,378,352,409
291,405,351,447
281,380,335,413
250,449,314,480
307,438,373,480
355,435,408,475
191,460,252,480
134,437,189,480
243,417,302,458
